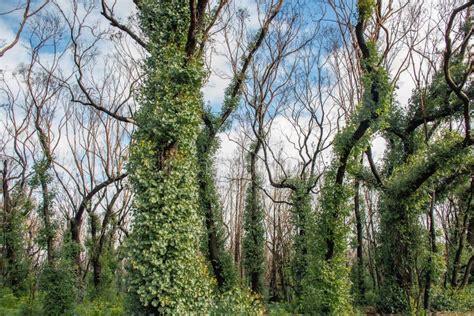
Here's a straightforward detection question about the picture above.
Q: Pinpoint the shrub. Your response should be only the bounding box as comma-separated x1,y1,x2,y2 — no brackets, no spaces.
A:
211,287,264,315
0,287,42,316
431,286,474,312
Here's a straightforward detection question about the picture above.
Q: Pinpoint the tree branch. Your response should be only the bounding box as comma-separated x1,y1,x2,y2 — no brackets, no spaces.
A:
101,0,148,51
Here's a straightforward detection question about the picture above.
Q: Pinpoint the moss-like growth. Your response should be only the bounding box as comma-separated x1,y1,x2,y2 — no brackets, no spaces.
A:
126,0,214,313
196,125,238,291
242,141,266,295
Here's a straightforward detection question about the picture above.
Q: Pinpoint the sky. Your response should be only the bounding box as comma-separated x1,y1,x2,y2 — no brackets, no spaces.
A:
0,0,441,187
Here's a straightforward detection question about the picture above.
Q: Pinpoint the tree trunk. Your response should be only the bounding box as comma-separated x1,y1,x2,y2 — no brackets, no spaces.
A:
354,178,365,299
197,129,236,289
424,193,437,310
2,161,18,289
451,205,470,286
70,217,83,274
243,139,264,294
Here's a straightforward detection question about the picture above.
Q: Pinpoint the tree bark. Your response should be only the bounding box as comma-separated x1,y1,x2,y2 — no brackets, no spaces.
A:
354,178,365,299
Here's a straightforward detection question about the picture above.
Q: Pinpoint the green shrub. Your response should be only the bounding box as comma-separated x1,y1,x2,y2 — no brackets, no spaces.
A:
431,286,474,312
74,298,124,316
211,287,264,315
267,302,292,315
376,283,409,314
40,239,79,316
0,287,42,315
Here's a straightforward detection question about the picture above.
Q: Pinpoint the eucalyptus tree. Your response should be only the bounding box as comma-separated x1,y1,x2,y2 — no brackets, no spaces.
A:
52,100,129,286
75,0,285,295
23,11,68,264
51,0,140,289
324,0,473,313
0,73,38,294
241,17,340,306
195,0,284,291
373,1,474,311
295,0,394,313
125,0,259,312
235,3,313,296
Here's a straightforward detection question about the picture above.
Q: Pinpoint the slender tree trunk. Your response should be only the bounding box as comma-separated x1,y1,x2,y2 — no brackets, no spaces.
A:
2,161,19,289
451,207,469,286
465,214,474,286
243,139,264,294
269,204,278,301
276,206,289,301
34,116,54,263
40,180,53,263
196,129,236,289
234,172,244,276
424,193,437,310
354,178,365,300
365,193,380,290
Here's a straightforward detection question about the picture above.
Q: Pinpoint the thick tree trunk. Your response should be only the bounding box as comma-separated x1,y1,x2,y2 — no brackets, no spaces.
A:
89,213,101,288
70,217,83,274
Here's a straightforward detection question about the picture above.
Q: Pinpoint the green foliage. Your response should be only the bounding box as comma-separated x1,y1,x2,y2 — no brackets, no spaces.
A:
74,297,124,316
0,287,42,316
196,127,238,291
377,131,472,313
349,253,373,306
300,260,353,315
30,155,56,260
300,177,352,315
376,189,429,313
287,182,313,298
0,189,32,294
220,76,244,129
385,132,467,198
267,302,292,315
29,159,53,189
40,239,78,316
211,287,264,315
127,133,215,313
0,288,125,316
242,171,265,295
375,283,409,314
85,242,122,300
431,286,474,312
138,0,190,53
126,0,214,312
357,0,376,20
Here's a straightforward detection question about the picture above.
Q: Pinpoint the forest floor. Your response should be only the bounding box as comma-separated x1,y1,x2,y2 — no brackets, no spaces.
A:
362,307,474,316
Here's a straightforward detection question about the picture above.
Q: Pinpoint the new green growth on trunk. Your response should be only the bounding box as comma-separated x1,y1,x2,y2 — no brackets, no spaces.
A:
126,0,214,312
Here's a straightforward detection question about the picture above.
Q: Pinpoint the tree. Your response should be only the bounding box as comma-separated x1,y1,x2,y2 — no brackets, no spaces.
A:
196,0,284,290
126,0,217,312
